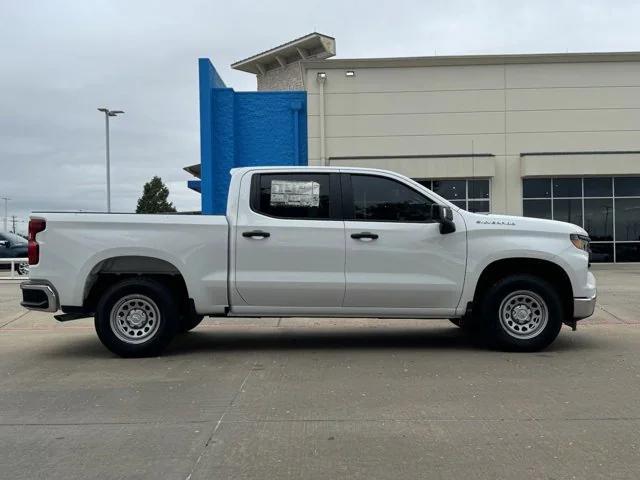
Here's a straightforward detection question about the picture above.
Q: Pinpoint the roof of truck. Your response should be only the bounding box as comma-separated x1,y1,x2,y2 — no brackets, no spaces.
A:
230,165,398,175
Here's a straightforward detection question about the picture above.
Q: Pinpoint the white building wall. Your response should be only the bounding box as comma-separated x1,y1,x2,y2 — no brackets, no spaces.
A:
305,60,640,215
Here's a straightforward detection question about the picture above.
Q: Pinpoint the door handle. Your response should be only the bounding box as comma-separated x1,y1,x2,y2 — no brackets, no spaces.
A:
351,232,379,240
242,230,271,239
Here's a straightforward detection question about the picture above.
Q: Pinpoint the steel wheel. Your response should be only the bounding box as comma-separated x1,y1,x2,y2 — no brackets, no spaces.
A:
17,262,29,276
109,294,161,344
498,290,548,340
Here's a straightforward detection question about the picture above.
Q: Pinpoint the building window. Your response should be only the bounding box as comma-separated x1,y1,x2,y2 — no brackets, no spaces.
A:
415,178,491,214
522,176,640,262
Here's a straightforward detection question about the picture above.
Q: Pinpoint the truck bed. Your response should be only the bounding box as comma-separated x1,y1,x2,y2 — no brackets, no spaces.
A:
29,212,229,314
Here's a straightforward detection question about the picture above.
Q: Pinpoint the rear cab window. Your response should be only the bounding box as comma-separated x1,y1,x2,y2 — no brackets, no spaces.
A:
250,172,341,220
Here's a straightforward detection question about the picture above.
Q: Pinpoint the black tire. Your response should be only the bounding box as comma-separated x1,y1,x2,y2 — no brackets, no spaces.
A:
179,312,204,333
479,274,563,352
95,278,179,357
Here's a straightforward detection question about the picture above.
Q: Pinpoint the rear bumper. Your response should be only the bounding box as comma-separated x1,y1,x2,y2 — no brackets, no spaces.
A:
573,293,596,320
20,281,59,313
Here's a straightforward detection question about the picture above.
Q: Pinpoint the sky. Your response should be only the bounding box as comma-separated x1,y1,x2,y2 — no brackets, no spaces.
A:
2,0,640,233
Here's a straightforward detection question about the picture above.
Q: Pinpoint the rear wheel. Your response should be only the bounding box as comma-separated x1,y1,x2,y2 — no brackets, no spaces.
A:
95,278,179,357
479,274,563,352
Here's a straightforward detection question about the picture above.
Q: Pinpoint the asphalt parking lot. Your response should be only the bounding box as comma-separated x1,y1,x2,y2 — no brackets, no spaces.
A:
1,266,639,479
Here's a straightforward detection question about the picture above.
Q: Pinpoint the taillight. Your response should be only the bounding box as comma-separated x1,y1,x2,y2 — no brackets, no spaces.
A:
28,218,46,265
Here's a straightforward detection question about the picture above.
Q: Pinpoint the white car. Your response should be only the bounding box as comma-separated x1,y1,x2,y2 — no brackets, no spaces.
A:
21,167,596,357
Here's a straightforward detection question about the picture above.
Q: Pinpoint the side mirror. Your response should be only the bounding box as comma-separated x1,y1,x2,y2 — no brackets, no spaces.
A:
0,240,9,248
430,204,456,234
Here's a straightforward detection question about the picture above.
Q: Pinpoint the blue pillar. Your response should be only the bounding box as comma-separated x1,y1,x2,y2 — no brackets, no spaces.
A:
198,59,228,214
198,59,217,214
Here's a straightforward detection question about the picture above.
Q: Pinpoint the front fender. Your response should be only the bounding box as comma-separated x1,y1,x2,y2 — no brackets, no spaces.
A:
457,229,584,314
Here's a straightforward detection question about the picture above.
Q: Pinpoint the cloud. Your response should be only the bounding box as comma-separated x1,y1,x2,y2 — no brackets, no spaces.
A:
2,0,640,233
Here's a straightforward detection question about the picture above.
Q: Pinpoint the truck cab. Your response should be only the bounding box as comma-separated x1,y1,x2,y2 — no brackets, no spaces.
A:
229,167,466,318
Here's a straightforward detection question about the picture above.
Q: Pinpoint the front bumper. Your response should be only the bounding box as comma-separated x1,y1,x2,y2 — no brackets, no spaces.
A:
20,281,59,312
573,293,596,319
572,269,597,320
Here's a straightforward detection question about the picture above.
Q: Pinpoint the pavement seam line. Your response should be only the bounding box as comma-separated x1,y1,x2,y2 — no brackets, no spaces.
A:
3,416,640,429
596,304,628,323
0,420,215,427
0,310,30,329
184,365,254,480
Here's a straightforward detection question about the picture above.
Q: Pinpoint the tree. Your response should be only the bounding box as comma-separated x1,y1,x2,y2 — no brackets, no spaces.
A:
136,176,177,214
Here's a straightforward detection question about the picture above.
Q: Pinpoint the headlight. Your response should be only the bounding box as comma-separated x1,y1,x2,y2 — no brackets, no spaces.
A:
570,233,590,251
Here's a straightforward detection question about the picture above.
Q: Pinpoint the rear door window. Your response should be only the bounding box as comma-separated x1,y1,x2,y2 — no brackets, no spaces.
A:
251,173,338,220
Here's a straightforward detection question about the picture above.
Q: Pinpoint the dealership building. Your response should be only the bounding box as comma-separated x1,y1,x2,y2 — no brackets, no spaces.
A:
188,33,640,262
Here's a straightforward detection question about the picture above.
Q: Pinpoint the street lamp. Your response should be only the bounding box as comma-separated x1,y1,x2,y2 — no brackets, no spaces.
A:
1,197,9,232
97,108,124,212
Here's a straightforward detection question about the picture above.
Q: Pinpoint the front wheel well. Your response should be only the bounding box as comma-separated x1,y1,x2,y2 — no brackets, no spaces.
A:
472,258,574,319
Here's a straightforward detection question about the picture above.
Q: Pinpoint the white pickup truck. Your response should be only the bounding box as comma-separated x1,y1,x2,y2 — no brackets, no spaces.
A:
21,166,596,357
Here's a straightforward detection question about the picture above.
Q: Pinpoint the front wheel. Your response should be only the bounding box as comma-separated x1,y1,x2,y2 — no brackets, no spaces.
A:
479,275,563,352
95,278,179,357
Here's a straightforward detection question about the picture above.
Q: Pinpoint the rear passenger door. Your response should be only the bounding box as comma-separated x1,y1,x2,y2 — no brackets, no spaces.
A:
342,173,467,313
234,172,346,309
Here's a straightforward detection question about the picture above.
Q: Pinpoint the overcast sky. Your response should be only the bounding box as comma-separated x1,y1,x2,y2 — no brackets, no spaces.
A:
2,0,640,232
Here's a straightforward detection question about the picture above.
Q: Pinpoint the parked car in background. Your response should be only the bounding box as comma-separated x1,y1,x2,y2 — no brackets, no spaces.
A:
0,232,29,275
21,166,596,357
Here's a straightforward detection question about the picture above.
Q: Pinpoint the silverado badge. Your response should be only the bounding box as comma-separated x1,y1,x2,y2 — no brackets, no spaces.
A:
476,220,516,226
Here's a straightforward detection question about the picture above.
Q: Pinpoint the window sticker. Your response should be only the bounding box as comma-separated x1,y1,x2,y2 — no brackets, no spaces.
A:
270,180,320,207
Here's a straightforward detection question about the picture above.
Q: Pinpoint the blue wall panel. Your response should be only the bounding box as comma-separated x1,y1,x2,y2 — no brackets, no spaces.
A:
210,88,235,215
234,93,306,168
187,180,201,192
197,59,308,214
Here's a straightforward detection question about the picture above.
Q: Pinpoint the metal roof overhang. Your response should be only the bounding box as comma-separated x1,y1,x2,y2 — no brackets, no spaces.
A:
184,163,201,179
232,32,335,74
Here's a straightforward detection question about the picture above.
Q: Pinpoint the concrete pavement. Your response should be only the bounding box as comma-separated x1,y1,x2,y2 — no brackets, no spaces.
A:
1,267,639,479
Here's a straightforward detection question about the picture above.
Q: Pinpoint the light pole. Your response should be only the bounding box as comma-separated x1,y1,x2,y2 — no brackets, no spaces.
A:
97,108,124,212
1,197,9,232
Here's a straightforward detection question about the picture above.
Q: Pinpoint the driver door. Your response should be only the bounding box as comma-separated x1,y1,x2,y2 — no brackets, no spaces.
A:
342,173,467,314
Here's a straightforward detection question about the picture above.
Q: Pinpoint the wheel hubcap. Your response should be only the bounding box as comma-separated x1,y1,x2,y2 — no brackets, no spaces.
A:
109,294,160,344
498,290,548,340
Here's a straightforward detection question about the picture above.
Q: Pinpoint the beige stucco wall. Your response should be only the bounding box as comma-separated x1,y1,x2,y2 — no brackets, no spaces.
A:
305,60,640,215
328,156,495,179
521,153,640,177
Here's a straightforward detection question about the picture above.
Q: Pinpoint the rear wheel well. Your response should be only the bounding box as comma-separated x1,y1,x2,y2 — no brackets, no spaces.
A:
83,257,191,316
472,258,574,319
